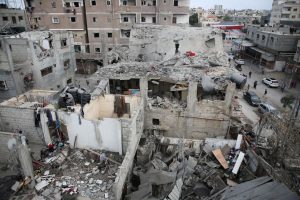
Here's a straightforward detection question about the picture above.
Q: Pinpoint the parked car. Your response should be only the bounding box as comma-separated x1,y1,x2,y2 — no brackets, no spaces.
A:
258,103,276,114
235,59,245,65
228,53,234,60
262,78,279,88
243,91,261,106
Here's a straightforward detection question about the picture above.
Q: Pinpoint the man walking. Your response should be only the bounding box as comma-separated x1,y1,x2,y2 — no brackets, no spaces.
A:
248,71,252,78
264,89,268,96
254,81,257,89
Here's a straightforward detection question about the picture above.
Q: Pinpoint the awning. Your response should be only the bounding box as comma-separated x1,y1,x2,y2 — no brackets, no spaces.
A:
250,47,275,61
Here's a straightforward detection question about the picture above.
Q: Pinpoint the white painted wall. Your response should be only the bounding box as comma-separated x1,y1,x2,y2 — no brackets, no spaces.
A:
174,15,189,24
59,112,122,154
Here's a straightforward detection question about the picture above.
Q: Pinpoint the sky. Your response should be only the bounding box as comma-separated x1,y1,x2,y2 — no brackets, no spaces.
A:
190,0,273,10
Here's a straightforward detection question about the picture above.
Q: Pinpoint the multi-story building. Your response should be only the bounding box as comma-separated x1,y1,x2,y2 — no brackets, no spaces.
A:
214,4,223,16
0,4,27,34
0,31,76,102
270,0,300,27
245,25,300,70
25,0,190,57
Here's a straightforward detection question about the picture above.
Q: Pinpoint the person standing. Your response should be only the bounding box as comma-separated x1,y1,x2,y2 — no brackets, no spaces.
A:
248,71,252,78
254,81,257,89
264,89,268,95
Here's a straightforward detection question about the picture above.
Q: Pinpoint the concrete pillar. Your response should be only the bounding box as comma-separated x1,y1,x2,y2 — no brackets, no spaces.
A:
224,82,236,114
140,77,148,106
187,81,197,112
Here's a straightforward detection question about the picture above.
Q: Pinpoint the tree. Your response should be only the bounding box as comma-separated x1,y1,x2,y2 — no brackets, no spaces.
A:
281,95,295,108
189,13,199,26
223,15,232,21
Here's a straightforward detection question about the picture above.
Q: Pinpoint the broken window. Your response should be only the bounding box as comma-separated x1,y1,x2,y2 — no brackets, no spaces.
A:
91,0,96,5
67,78,72,84
121,29,131,38
141,17,146,22
95,47,101,53
41,66,53,77
153,0,156,5
12,16,16,24
74,45,81,52
61,38,67,47
52,17,60,24
0,80,8,91
174,0,178,6
18,16,23,21
2,16,8,21
94,33,100,38
93,17,97,22
152,17,156,23
64,59,70,69
108,32,113,38
107,0,111,5
122,0,127,5
152,118,160,125
172,17,177,24
70,17,76,22
65,2,71,7
74,2,80,7
123,17,129,22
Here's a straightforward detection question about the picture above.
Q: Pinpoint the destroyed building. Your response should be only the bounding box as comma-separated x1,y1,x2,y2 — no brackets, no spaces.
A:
0,25,299,200
0,31,76,102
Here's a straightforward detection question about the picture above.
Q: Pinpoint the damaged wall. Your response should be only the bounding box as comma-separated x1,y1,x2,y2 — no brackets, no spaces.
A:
58,112,123,154
84,95,141,120
0,31,76,102
129,25,224,62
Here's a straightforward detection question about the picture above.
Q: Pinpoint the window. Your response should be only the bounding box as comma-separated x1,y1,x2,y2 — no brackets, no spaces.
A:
153,0,156,6
123,17,128,22
293,8,297,12
12,16,16,24
270,37,274,44
108,48,112,51
141,17,146,22
123,0,127,5
0,80,8,91
51,1,56,8
41,66,53,77
18,16,23,21
256,34,259,39
292,15,296,19
94,33,100,38
65,2,71,7
67,78,72,84
152,17,156,23
174,0,178,6
74,45,81,52
2,16,8,21
107,0,111,5
152,118,160,125
172,17,177,24
164,17,167,21
61,38,67,47
52,17,60,24
108,32,112,38
95,48,101,53
64,59,70,69
93,17,97,22
70,17,76,22
91,0,96,6
142,0,146,5
74,2,80,7
262,35,266,41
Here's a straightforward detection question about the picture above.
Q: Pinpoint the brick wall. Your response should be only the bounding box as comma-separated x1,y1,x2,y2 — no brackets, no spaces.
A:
0,106,44,145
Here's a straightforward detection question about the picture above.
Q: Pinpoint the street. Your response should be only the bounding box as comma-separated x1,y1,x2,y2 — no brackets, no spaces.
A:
233,59,300,124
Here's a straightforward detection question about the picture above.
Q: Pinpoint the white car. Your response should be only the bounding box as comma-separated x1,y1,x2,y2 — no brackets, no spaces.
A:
258,103,276,114
262,78,279,88
235,59,245,65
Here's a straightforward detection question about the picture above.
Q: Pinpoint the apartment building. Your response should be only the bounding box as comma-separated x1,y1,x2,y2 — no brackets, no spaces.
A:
270,0,300,27
25,0,190,55
0,4,27,34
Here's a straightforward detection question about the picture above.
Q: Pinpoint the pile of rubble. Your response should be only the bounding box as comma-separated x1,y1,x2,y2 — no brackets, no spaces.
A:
126,128,299,200
11,142,123,200
147,96,187,112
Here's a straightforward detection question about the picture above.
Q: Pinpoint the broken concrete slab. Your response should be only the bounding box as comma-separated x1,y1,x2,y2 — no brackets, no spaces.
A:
140,170,177,185
232,152,245,174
